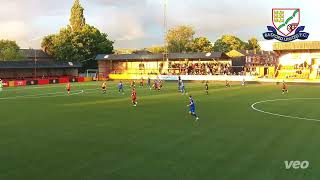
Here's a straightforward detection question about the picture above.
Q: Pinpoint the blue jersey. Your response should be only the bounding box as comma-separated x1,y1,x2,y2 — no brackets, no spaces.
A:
118,83,123,89
189,98,195,112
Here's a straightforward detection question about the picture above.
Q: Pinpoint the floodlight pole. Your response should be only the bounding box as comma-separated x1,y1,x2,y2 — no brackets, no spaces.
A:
163,0,169,73
163,0,168,55
34,49,37,79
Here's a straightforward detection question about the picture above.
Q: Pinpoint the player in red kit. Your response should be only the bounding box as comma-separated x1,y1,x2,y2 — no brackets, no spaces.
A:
66,82,71,96
131,88,137,106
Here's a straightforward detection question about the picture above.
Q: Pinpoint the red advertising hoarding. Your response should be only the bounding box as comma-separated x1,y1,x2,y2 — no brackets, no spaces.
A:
58,78,69,83
14,80,27,87
78,77,85,82
38,79,50,85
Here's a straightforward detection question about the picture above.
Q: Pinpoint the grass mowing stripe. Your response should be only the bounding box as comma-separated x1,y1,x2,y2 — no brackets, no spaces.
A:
1,83,320,180
63,85,246,106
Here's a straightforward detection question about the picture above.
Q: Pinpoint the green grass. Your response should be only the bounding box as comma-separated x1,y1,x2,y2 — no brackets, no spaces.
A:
1,81,320,180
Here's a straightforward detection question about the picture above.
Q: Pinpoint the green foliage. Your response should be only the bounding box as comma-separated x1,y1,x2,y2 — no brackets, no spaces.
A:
189,37,214,52
41,34,56,55
70,0,86,32
114,49,136,54
41,0,113,70
0,40,24,61
213,35,248,53
147,46,165,53
42,25,113,67
165,26,214,53
166,25,195,53
158,29,261,53
247,37,261,51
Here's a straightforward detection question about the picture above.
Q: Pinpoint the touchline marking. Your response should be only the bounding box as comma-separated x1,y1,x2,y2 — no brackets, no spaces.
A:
0,88,100,100
0,90,86,100
251,98,320,122
2,82,98,92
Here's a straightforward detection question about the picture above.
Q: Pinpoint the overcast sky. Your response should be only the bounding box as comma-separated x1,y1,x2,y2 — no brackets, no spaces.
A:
0,0,319,50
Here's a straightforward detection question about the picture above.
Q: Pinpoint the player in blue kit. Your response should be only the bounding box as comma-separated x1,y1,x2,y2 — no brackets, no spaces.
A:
187,95,199,121
118,81,124,94
180,81,186,94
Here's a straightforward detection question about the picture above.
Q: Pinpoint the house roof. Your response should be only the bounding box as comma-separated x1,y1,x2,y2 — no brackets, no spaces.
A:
273,41,320,51
19,49,52,59
238,50,276,56
0,61,82,69
226,50,245,57
95,52,229,61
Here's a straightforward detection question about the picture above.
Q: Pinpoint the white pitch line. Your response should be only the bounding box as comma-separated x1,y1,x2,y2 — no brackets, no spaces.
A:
0,90,86,100
0,88,101,100
2,82,98,92
251,98,320,122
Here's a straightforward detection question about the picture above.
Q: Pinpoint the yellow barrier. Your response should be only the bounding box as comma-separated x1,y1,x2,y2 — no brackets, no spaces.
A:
268,67,275,77
109,74,133,80
259,67,265,77
9,81,15,87
84,77,93,82
98,77,108,81
109,74,158,80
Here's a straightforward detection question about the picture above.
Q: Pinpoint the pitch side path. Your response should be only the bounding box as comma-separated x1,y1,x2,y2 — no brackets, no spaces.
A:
0,81,320,180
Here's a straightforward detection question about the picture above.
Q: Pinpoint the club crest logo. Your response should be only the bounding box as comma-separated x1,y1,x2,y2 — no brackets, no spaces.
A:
263,8,309,42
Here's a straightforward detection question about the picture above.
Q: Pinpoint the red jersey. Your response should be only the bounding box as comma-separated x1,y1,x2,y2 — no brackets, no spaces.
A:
131,90,137,99
66,83,71,90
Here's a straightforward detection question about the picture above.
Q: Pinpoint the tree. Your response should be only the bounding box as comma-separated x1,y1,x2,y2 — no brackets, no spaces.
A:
41,34,56,55
166,25,195,53
114,48,136,54
247,37,261,51
147,46,165,53
0,40,24,61
41,0,113,70
73,24,114,69
213,35,247,53
70,0,86,32
48,27,75,61
189,37,214,52
42,25,113,68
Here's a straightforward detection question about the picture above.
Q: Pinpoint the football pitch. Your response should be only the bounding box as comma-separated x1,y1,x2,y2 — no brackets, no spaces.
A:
1,81,320,180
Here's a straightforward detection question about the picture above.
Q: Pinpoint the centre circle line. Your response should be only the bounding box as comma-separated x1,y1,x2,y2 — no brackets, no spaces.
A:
251,98,320,122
